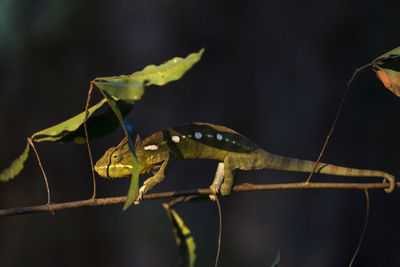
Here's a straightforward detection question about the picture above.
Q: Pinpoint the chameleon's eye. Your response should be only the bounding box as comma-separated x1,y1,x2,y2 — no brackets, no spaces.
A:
113,154,118,159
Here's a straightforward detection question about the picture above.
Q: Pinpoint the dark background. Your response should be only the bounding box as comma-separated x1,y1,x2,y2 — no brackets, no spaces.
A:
1,1,400,266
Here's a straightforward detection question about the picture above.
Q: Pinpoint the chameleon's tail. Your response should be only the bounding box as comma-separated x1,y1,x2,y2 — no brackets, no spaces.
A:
257,150,395,193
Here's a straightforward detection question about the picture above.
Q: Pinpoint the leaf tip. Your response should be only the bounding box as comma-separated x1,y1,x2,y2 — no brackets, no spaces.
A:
0,143,30,182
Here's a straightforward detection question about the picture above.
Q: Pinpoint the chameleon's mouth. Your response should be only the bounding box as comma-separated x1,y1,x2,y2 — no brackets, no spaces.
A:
94,162,108,178
94,161,133,178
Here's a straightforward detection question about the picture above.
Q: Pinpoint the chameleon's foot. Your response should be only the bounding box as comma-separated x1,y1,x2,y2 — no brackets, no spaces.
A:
134,185,147,205
209,162,225,201
209,184,220,201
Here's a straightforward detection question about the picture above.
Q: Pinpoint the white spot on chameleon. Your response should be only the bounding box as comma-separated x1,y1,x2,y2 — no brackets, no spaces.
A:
171,135,180,143
216,133,223,141
144,144,159,151
194,132,203,139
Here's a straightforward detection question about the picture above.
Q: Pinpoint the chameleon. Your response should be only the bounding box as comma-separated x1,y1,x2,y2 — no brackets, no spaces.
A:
94,122,395,203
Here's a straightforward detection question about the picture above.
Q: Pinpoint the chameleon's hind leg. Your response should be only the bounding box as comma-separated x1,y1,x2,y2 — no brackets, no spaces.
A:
214,154,243,196
218,150,268,196
208,155,238,197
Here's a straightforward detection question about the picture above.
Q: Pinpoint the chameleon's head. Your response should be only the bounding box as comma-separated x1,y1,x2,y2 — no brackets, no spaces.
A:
94,140,134,178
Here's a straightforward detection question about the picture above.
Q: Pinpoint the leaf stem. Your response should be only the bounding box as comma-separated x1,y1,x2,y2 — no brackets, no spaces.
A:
27,138,51,204
84,81,96,199
306,62,376,184
348,189,370,267
214,196,222,267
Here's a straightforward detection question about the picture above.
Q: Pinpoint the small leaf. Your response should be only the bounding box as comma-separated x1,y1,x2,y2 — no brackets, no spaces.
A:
0,143,30,182
375,69,400,97
102,93,141,210
94,49,205,101
373,46,400,97
31,98,108,142
164,207,196,267
270,250,280,267
122,157,141,210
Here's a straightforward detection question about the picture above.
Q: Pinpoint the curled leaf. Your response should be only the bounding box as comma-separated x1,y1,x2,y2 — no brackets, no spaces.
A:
101,93,141,210
0,143,30,182
372,46,400,97
270,250,280,267
122,157,141,210
375,70,400,97
164,206,196,267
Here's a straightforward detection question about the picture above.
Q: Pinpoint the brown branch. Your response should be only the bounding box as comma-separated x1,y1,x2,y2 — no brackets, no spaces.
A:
0,181,397,217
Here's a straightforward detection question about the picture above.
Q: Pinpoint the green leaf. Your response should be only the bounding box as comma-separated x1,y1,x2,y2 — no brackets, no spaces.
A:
31,98,108,142
373,46,400,97
102,93,141,210
0,143,30,182
3,49,204,183
375,46,400,61
164,207,196,267
137,48,205,86
122,157,141,210
270,250,280,267
58,100,133,144
94,48,205,100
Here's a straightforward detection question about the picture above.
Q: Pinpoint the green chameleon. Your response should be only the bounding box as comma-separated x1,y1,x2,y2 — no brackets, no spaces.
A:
94,122,395,203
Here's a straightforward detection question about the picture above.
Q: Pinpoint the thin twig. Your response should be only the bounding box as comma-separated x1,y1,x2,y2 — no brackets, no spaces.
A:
214,195,222,267
83,81,96,199
27,138,51,204
349,189,370,267
306,62,376,184
0,181,396,217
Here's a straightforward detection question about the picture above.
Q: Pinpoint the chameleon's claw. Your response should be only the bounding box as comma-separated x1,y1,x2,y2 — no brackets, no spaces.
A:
209,184,220,201
209,195,217,201
209,194,217,201
134,185,147,205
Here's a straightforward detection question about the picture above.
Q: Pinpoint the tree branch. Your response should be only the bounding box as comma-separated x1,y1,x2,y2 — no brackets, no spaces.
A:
0,181,396,217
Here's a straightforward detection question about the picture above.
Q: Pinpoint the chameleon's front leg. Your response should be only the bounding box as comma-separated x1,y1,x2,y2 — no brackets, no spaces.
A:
135,153,175,204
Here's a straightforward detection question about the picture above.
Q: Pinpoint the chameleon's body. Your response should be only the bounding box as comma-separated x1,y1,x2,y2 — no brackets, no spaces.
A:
94,122,395,202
